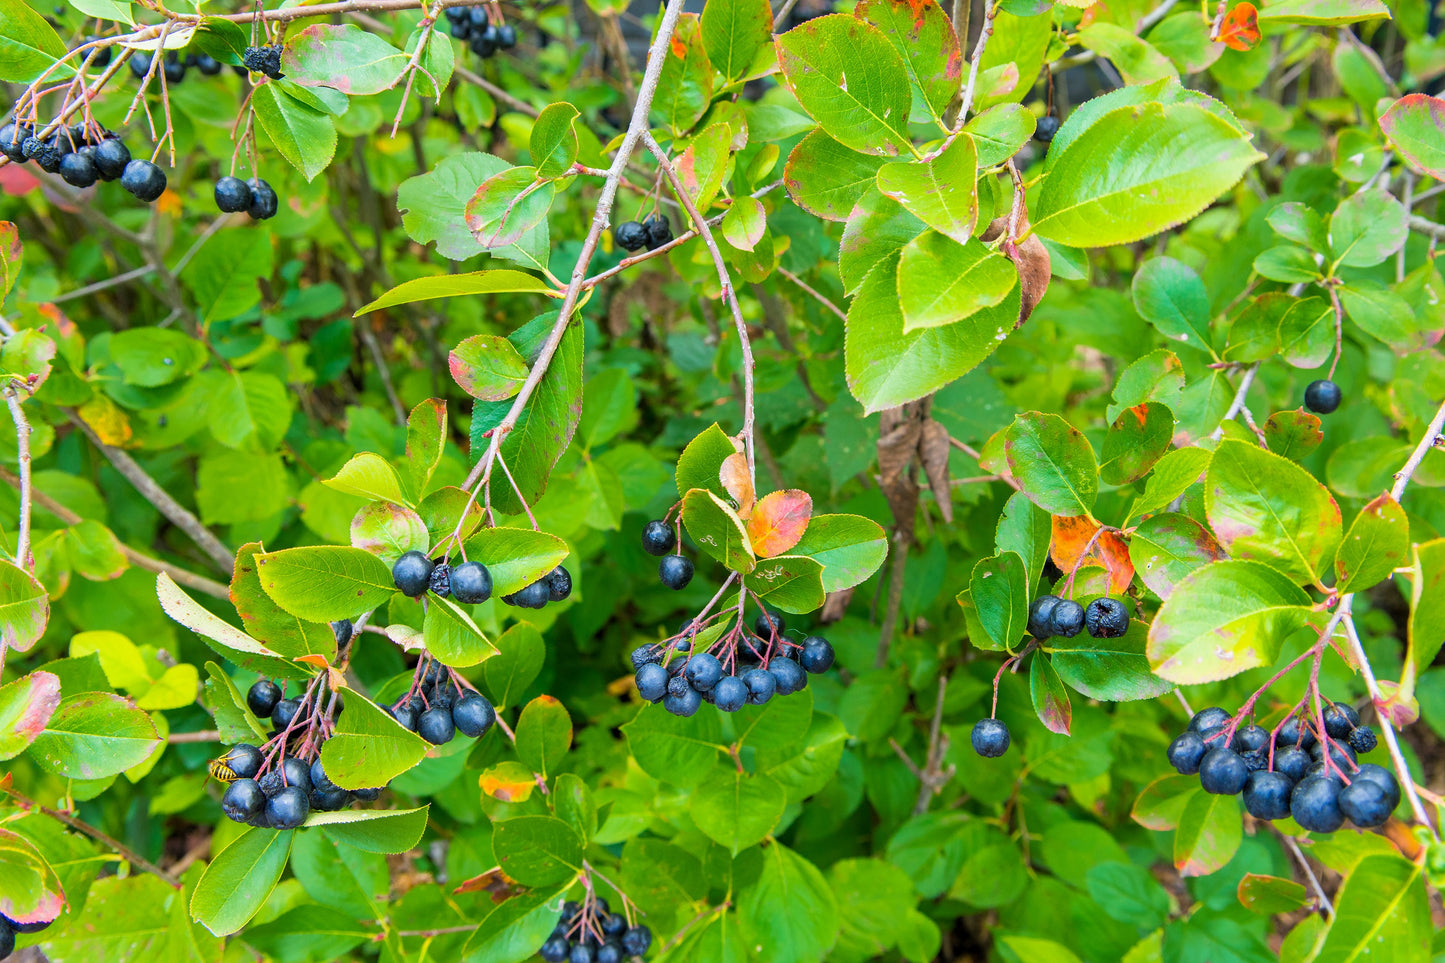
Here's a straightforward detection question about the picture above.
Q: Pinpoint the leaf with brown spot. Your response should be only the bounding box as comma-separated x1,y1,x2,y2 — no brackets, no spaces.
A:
982,212,1050,328
479,760,537,803
1051,515,1134,594
746,490,813,558
719,452,756,518
453,868,525,903
919,418,953,523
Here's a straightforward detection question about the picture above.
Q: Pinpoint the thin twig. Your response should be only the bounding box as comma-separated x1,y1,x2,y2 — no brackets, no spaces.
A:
956,0,999,128
1281,834,1334,917
167,730,221,743
0,784,181,888
777,267,846,321
1407,214,1445,240
1209,363,1260,441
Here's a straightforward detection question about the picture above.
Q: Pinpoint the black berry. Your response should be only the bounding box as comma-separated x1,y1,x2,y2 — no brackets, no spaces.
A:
1322,701,1358,738
247,679,281,717
514,578,551,609
163,52,186,83
120,159,166,201
1339,779,1391,828
1243,771,1294,820
222,743,263,780
222,778,266,822
1275,716,1316,751
1027,594,1059,639
453,693,496,738
1198,748,1248,795
713,675,748,712
332,619,353,648
247,177,279,219
743,667,775,705
769,657,806,695
684,652,723,691
540,938,569,963
615,221,648,252
641,519,673,555
1049,599,1085,638
546,565,572,601
1347,725,1377,754
663,684,702,717
800,636,834,673
418,706,456,745
1304,379,1342,414
1035,114,1060,143
658,554,693,590
272,697,301,730
642,212,673,249
636,663,668,702
1083,597,1129,638
754,611,785,637
1167,731,1206,774
393,550,434,597
1290,774,1344,833
429,560,453,597
451,561,493,603
972,718,1010,758
195,53,222,75
92,137,130,180
1274,747,1312,782
214,175,252,213
0,123,26,162
1189,707,1231,733
496,24,518,48
1231,724,1270,753
1353,763,1401,811
621,926,652,955
266,785,310,829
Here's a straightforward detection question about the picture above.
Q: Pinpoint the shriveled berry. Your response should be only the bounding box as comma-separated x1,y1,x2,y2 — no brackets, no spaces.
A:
616,221,648,252
247,177,278,219
642,212,673,249
546,565,572,601
1050,599,1085,637
1348,725,1377,754
1083,597,1129,638
429,561,453,597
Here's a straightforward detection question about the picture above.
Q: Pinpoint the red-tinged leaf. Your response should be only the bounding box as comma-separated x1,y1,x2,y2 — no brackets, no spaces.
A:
1131,775,1199,830
296,654,330,669
1380,94,1445,180
0,221,21,298
1029,654,1071,735
0,670,61,761
1336,493,1408,594
1174,790,1242,877
1373,679,1419,727
1051,515,1135,595
720,452,756,519
1218,2,1260,51
0,828,66,924
746,490,813,558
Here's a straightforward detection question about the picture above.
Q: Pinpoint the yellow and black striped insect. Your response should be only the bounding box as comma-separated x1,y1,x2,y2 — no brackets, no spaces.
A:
207,744,263,784
207,756,239,783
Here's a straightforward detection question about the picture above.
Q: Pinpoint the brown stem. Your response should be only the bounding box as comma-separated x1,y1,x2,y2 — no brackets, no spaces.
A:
0,784,181,887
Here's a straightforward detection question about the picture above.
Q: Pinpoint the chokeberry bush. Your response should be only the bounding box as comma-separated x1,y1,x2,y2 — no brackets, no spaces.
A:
0,0,1443,960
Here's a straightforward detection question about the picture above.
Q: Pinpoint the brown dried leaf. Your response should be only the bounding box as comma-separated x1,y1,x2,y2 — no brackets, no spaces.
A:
981,213,1051,328
746,489,813,557
877,404,925,535
453,868,526,903
719,452,756,518
919,419,953,524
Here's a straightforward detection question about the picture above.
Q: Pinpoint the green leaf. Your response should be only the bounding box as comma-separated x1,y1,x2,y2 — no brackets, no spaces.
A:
157,573,304,679
1049,611,1176,701
230,543,336,663
0,0,71,83
491,815,584,886
1131,256,1213,353
775,14,913,156
721,195,767,251
1263,409,1324,462
0,670,60,761
700,0,772,83
1173,789,1241,877
1312,854,1430,962
463,881,571,963
180,227,274,324
462,526,569,596
310,806,429,853
465,167,556,250
207,371,292,453
350,502,429,568
996,490,1053,588
0,558,48,653
323,452,410,507
1237,873,1309,915
530,102,580,180
283,23,408,95
1340,281,1419,351
515,694,572,777
1336,493,1408,594
744,555,827,614
789,514,888,592
319,688,429,790
252,82,337,182
1029,654,1072,735
1033,100,1263,247
190,828,294,936
1204,439,1343,585
1128,512,1226,600
1403,540,1445,702
1254,244,1322,283
1329,189,1407,268
1099,402,1174,485
1269,202,1329,252
1004,411,1099,517
738,843,839,963
109,328,206,387
357,270,558,315
651,14,714,135
876,135,978,244
403,398,447,500
1126,445,1212,522
423,595,497,667
28,692,160,780
202,662,268,744
839,189,924,295
682,488,757,574
855,0,962,124
785,130,886,222
846,253,1021,412
1076,24,1178,84
968,552,1028,650
676,422,741,500
1279,296,1335,368
622,703,724,788
255,545,398,622
1255,0,1389,25
0,827,64,924
1380,94,1445,180
398,152,549,265
1147,560,1313,683
1084,862,1171,929
483,621,544,711
690,766,787,854
964,103,1036,167
897,231,1017,331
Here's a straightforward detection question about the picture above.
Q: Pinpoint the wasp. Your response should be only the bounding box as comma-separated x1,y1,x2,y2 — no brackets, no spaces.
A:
208,744,262,783
208,756,239,783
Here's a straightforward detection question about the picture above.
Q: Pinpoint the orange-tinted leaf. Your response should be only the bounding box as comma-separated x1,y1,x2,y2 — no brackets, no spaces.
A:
720,452,756,519
1051,515,1135,594
296,654,330,669
1373,679,1419,727
480,761,537,803
1218,2,1260,51
453,868,524,903
746,490,813,558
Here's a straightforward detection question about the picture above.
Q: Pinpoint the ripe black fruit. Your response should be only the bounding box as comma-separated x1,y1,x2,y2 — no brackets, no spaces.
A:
1167,731,1206,774
393,550,434,596
636,662,668,701
1339,779,1391,827
496,24,518,47
128,51,151,78
643,212,673,249
971,718,1010,757
1198,748,1248,795
195,54,222,75
272,697,301,730
453,693,496,738
222,778,266,822
247,178,279,220
1290,774,1344,833
1035,114,1060,142
418,706,456,745
641,519,673,555
754,611,785,637
266,785,310,830
0,124,25,162
514,578,551,608
278,755,312,792
120,159,166,201
1304,379,1341,414
615,220,648,252
743,667,775,705
1274,716,1316,751
470,32,497,57
215,175,252,213
663,685,701,717
163,52,186,83
546,565,572,601
388,702,418,730
92,137,130,180
1189,707,1231,733
1348,725,1377,753
713,675,748,712
1027,594,1059,638
1243,771,1294,820
1050,599,1085,637
0,916,14,959
1353,763,1400,811
1083,597,1128,638
451,561,493,603
621,926,652,955
1322,701,1358,738
353,786,383,801
1231,725,1270,753
685,653,723,691
1274,747,1312,782
770,657,806,695
222,743,263,780
658,554,693,590
247,679,282,718
800,636,834,673
1312,738,1357,772
540,937,569,963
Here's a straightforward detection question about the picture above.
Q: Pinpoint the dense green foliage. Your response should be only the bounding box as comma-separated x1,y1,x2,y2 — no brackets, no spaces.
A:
0,0,1443,961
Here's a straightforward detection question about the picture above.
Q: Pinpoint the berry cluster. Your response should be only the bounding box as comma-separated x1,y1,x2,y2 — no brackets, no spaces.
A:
640,518,693,590
384,658,497,746
0,121,165,199
634,612,833,717
128,49,223,82
394,548,573,610
444,7,519,59
538,898,651,963
241,44,285,80
1304,378,1342,415
1167,704,1400,832
1027,594,1130,640
213,175,279,219
0,912,49,962
613,214,673,254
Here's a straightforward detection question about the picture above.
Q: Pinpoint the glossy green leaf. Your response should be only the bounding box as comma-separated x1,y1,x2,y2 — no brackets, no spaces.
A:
282,23,408,95
738,842,840,963
691,766,787,854
358,270,557,315
309,806,429,854
0,0,71,83
465,167,555,250
491,815,584,886
462,526,570,596
621,703,724,788
1128,512,1226,600
789,513,888,592
157,573,304,679
1029,654,1071,735
1379,94,1445,179
1004,411,1099,517
0,559,48,653
650,14,714,135
1049,612,1175,702
252,82,337,182
855,0,961,123
255,545,398,622
482,621,544,711
1132,257,1212,353
190,828,294,936
1329,189,1407,268
28,692,159,779
423,595,497,667
1336,493,1408,594
1312,854,1430,962
897,231,1017,331
682,488,757,574
744,554,827,614
515,694,572,777
1099,402,1174,485
700,0,772,82
968,552,1028,650
1173,789,1241,877
876,135,978,244
319,688,429,791
323,452,410,506
785,130,886,222
0,670,59,762
530,102,580,180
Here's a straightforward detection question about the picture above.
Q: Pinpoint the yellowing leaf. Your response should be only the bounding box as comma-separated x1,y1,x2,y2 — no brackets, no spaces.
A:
746,490,813,558
720,452,756,518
